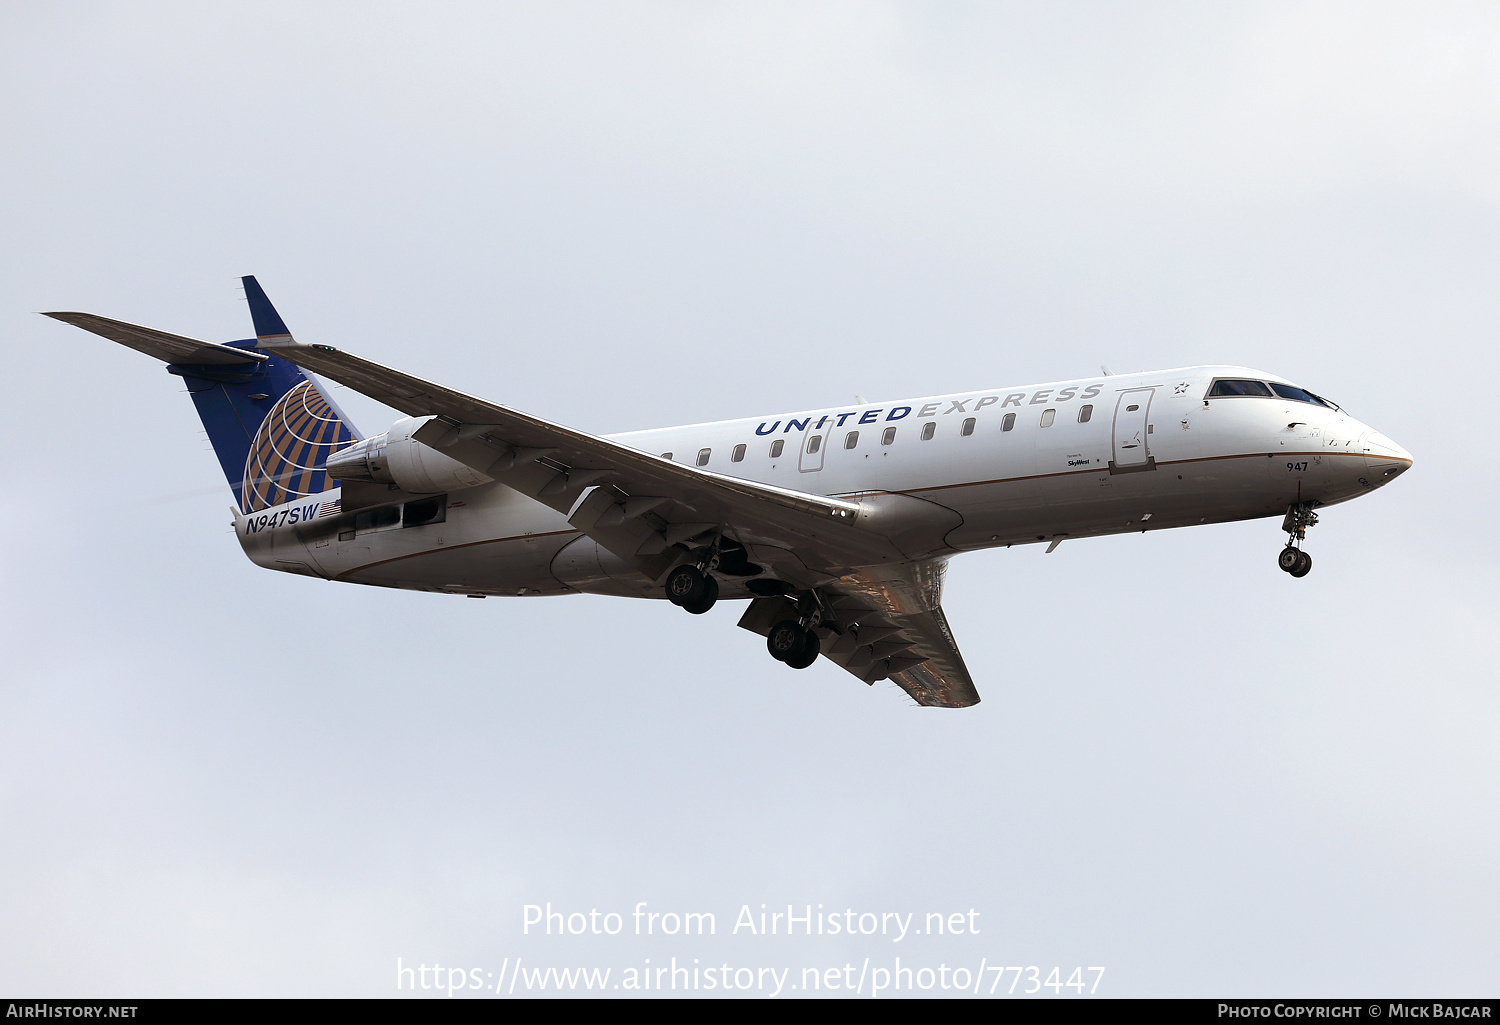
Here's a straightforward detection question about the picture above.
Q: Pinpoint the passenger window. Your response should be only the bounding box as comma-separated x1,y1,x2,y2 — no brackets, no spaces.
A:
807,435,821,454
769,439,784,458
1208,379,1273,397
961,418,975,437
731,444,746,463
1001,413,1015,432
660,452,672,460
844,431,859,449
920,421,936,441
1040,409,1056,427
882,427,897,445
1078,404,1092,423
696,448,711,466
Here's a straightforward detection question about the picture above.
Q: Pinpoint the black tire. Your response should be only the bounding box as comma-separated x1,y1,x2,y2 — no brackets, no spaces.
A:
1278,547,1300,573
681,574,719,615
784,631,820,670
766,620,807,662
1290,551,1312,578
664,565,707,606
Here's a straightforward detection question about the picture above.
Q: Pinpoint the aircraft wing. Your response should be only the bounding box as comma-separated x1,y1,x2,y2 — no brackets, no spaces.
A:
261,339,954,582
264,338,978,706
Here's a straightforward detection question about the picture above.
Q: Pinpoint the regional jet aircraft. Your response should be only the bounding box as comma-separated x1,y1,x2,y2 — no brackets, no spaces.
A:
48,278,1412,707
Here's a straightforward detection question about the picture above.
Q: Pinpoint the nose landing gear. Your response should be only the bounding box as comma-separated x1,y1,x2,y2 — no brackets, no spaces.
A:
1278,545,1312,577
1278,503,1319,578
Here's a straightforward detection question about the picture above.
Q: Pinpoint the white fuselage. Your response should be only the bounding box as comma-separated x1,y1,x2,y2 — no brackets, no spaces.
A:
235,365,1412,597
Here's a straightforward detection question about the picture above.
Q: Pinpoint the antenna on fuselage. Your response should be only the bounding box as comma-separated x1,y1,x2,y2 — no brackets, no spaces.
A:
1100,365,1114,376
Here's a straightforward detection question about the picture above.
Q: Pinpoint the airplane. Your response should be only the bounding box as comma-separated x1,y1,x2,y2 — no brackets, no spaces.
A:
46,277,1413,708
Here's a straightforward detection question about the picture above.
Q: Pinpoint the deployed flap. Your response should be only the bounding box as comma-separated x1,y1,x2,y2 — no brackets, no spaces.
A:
43,313,267,366
738,588,979,708
878,606,978,707
258,338,946,577
737,558,979,708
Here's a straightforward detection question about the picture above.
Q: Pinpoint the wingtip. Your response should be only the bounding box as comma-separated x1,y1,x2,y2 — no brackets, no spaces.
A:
42,311,87,325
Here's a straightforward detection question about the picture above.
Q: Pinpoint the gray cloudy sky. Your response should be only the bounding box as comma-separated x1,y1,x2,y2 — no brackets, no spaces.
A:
2,1,1497,998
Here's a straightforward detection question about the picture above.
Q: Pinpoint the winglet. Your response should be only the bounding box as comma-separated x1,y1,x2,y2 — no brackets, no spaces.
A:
241,275,294,343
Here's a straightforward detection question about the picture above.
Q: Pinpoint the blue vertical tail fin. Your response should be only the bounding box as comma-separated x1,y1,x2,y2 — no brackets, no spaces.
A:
230,276,362,512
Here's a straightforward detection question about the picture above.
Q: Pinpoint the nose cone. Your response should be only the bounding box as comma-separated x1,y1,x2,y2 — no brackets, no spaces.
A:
1361,430,1413,482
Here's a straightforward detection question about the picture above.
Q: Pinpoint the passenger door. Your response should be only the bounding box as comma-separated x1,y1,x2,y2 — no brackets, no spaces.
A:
798,425,826,473
1110,388,1157,473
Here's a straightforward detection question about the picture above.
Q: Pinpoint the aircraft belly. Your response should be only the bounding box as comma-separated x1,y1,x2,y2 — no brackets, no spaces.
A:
240,524,327,579
931,451,1307,549
340,531,579,595
933,478,1043,548
549,535,659,599
1267,450,1378,509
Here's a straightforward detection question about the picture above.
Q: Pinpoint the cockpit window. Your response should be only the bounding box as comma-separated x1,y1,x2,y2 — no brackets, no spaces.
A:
1208,379,1273,397
1270,383,1333,408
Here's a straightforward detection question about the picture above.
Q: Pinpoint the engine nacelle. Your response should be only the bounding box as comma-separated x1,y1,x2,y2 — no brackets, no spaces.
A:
325,416,494,494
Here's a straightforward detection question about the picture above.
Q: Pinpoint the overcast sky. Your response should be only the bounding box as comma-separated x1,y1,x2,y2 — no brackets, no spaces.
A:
2,1,1497,998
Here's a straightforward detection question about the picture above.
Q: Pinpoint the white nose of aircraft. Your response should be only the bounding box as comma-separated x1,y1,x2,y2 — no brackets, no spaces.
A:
1360,429,1414,483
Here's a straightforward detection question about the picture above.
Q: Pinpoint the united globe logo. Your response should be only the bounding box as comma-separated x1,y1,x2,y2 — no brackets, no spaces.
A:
241,380,355,512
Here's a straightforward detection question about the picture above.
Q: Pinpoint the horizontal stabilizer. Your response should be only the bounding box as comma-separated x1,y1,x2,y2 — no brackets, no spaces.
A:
46,293,358,513
43,312,267,366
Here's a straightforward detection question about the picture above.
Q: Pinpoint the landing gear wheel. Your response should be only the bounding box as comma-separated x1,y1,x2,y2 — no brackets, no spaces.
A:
665,565,708,607
784,631,820,670
1289,550,1312,578
680,574,719,614
767,620,808,663
1278,547,1301,573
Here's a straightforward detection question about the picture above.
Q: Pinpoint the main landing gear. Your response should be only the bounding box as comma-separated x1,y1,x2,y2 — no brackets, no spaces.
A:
767,619,820,670
663,538,760,615
664,563,719,615
661,543,823,671
764,589,828,671
1278,502,1319,579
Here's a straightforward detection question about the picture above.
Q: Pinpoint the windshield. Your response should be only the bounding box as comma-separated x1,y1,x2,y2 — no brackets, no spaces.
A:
1207,379,1272,397
1207,378,1339,410
1269,383,1335,409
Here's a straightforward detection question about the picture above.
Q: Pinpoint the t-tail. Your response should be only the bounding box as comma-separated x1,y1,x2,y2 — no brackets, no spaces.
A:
44,276,361,512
